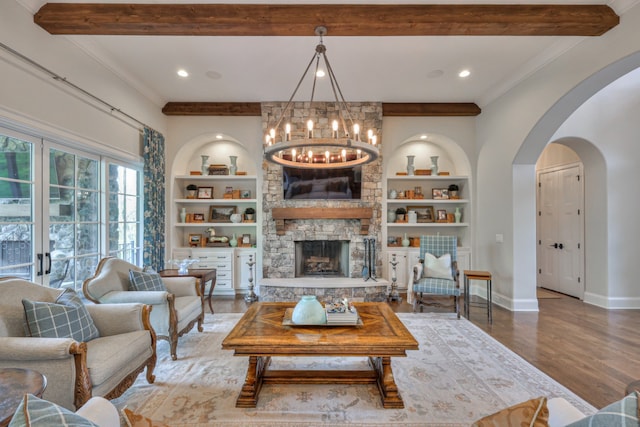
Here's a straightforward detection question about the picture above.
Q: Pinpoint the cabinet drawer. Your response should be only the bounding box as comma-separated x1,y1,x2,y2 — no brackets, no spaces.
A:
214,279,233,290
197,253,232,262
196,261,231,271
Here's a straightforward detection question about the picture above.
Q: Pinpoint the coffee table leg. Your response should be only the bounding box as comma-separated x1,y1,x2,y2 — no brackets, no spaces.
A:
236,356,270,408
369,356,404,408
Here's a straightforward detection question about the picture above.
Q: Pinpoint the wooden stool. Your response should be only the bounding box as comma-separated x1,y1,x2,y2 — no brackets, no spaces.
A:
463,270,492,323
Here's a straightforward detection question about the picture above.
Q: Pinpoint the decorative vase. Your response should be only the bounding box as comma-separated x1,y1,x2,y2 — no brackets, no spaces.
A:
455,207,462,223
180,208,186,223
402,233,410,247
406,155,415,176
430,155,439,175
387,209,396,223
291,295,326,325
230,213,243,223
201,155,209,175
389,189,397,199
407,210,417,224
229,155,238,175
229,233,238,247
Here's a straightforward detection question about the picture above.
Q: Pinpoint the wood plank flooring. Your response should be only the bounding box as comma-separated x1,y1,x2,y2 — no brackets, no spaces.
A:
210,292,640,409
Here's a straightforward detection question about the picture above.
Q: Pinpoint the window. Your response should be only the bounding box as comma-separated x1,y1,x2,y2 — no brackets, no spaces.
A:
107,162,142,265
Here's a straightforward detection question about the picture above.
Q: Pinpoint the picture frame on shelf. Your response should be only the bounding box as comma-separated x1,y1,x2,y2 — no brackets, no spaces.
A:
240,189,251,199
432,188,449,200
436,209,448,223
209,205,236,222
192,213,205,223
188,234,202,247
413,205,435,223
197,186,213,199
241,234,251,246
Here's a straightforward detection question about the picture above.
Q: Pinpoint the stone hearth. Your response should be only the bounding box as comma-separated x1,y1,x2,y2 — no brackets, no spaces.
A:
259,278,390,303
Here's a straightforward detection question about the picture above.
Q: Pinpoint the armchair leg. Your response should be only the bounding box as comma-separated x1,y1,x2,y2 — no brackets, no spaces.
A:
454,295,460,319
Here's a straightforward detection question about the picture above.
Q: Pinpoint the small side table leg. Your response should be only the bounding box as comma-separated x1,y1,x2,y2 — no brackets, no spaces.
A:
208,277,217,314
488,278,493,323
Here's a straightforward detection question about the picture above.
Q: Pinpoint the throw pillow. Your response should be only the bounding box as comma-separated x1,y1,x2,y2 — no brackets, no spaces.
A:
129,270,167,292
566,391,639,426
9,394,98,427
423,253,454,280
23,288,100,342
472,396,549,427
122,408,171,427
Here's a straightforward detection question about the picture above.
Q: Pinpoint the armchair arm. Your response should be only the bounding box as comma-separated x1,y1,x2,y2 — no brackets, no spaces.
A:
0,337,76,360
412,260,424,283
99,290,170,305
86,303,149,336
162,276,199,297
452,260,460,287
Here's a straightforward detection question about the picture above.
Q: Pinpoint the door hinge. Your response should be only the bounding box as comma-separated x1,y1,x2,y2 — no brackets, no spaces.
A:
578,209,581,215
538,268,542,274
577,175,581,181
578,243,581,249
578,277,581,283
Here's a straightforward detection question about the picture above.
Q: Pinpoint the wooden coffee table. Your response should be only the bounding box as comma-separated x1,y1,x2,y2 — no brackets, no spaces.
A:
222,302,418,409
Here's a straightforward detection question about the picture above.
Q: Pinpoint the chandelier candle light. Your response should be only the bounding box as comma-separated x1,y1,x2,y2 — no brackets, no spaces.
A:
263,26,379,169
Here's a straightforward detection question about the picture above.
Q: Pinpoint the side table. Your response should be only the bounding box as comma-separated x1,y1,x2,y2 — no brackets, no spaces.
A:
463,270,493,323
159,269,217,314
626,380,640,395
0,368,47,427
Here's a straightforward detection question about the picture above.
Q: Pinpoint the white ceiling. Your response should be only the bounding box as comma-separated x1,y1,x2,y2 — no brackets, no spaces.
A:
20,0,638,108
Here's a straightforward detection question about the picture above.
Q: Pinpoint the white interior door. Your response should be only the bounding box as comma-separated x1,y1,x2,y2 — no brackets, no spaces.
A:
536,164,584,298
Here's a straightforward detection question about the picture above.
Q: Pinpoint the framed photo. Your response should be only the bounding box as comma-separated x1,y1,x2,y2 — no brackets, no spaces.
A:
209,205,236,223
224,186,233,194
436,209,448,222
197,186,213,199
192,213,205,223
188,234,202,247
242,234,251,245
432,188,449,200
413,205,435,223
240,189,251,199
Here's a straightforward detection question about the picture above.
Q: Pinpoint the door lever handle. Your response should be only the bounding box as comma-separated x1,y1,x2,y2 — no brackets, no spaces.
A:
558,243,564,250
37,253,43,276
549,243,558,248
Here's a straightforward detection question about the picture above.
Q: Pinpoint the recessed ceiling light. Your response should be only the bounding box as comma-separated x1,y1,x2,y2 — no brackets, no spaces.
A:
420,135,427,139
316,69,326,78
177,69,189,78
458,69,471,78
205,70,222,80
215,134,223,139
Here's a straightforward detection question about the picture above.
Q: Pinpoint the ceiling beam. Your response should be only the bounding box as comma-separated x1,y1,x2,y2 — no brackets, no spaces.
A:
34,3,619,37
162,102,481,116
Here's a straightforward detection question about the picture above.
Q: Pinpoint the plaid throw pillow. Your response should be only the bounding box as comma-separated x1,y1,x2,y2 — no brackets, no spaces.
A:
567,391,639,426
22,288,99,342
9,394,98,426
129,269,166,292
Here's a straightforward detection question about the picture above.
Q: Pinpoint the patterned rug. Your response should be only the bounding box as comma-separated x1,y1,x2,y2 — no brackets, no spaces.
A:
113,312,595,426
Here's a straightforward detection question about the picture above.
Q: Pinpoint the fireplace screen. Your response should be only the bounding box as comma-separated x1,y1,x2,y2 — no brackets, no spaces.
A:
295,240,349,278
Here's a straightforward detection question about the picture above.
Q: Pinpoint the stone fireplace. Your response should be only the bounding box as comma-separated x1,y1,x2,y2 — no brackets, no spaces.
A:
295,240,350,278
260,101,383,280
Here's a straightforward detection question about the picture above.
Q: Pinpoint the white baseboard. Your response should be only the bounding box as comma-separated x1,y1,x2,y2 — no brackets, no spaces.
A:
583,292,640,309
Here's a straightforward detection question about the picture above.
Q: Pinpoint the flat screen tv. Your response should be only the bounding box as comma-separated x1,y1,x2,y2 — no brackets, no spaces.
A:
283,166,362,200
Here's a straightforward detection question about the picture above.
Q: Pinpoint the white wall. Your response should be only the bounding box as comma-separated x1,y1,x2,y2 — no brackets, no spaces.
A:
477,2,640,309
0,1,165,159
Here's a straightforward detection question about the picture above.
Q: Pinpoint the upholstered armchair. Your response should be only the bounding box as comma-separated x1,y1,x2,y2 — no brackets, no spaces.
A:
409,235,461,318
0,277,156,410
83,257,204,360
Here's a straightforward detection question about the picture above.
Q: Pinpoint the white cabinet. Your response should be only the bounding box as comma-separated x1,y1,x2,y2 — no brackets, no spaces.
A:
235,249,257,292
190,249,234,295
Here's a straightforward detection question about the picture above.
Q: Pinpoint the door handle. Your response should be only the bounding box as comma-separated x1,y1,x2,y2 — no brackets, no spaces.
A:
45,252,52,274
549,243,558,248
37,253,43,276
558,243,564,250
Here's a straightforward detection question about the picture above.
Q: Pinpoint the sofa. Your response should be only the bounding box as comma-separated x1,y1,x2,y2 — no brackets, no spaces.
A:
0,277,156,410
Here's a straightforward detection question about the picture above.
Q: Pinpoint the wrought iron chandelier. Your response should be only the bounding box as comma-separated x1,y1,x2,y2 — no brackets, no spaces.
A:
263,26,379,170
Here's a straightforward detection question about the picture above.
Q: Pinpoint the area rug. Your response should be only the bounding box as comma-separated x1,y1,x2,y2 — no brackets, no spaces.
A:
112,313,595,426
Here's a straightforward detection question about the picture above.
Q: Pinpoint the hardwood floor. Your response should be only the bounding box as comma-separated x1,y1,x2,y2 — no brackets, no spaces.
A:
210,292,640,409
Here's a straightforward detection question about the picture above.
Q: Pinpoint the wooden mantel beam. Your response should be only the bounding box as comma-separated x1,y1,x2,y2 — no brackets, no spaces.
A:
34,4,619,37
272,208,373,235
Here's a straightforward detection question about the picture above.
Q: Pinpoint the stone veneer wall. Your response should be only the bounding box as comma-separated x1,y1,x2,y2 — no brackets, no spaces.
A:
261,102,383,279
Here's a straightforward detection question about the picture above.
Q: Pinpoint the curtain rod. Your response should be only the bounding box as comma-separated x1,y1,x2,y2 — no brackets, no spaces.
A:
0,42,158,134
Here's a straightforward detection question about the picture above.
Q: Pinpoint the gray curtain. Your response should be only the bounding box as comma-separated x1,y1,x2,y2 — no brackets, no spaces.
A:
142,127,166,270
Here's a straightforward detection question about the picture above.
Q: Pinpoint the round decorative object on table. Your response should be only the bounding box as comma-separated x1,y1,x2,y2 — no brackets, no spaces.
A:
0,368,47,427
291,295,326,325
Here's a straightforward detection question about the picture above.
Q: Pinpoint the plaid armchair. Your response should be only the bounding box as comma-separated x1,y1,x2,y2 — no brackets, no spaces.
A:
410,235,461,318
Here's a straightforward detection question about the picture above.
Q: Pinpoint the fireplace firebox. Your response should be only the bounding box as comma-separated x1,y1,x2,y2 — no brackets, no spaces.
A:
295,240,349,278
